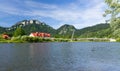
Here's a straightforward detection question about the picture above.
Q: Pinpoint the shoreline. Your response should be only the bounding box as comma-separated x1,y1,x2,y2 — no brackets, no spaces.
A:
0,39,112,43
0,36,116,43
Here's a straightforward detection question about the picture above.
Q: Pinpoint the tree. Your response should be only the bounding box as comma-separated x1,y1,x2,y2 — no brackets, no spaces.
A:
14,27,26,37
104,0,120,23
104,0,120,37
104,0,120,17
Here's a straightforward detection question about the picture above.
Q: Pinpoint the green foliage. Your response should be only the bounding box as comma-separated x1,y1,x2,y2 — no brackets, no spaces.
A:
0,35,3,40
76,24,111,38
113,29,120,38
116,38,120,42
104,0,120,18
21,36,52,42
21,36,40,42
104,0,120,24
104,0,120,37
0,26,6,33
14,27,26,37
10,36,52,42
54,38,69,42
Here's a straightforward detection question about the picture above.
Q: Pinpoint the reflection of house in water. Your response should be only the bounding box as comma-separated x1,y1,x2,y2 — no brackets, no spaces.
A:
29,43,50,59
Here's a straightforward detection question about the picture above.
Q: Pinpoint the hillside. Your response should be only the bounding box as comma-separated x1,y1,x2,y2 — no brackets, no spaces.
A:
55,24,76,38
76,23,111,38
0,26,6,33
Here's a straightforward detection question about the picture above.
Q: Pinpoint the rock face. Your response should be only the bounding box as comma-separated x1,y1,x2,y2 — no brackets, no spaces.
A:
10,20,56,35
12,20,42,28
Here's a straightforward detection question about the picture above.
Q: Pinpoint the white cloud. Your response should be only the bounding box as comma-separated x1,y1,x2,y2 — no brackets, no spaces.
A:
25,0,106,29
0,0,107,29
25,1,57,9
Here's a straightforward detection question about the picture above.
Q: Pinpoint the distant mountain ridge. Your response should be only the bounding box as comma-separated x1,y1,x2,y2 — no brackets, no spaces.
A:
0,26,6,33
0,20,111,38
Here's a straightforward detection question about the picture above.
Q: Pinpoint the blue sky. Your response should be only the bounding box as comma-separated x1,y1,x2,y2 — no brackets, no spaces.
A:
0,0,107,29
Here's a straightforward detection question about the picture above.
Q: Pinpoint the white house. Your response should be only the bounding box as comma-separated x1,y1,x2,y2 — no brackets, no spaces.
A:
110,38,116,42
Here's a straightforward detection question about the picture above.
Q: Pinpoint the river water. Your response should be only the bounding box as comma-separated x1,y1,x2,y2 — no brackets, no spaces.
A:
0,42,120,71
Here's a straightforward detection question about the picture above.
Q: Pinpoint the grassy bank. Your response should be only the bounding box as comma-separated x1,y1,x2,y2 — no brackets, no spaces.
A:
0,36,71,43
0,35,112,43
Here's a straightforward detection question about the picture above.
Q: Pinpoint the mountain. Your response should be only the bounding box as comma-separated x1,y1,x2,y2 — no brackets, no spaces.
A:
53,24,76,38
0,20,111,38
56,24,76,36
55,23,111,38
7,20,56,36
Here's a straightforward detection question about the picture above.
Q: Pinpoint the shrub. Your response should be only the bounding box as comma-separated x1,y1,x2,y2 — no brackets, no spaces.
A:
11,36,21,41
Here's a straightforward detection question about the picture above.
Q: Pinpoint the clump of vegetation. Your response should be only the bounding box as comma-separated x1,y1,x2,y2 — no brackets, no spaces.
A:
0,35,4,41
116,38,120,42
14,27,26,37
21,36,40,42
11,36,52,43
54,38,70,42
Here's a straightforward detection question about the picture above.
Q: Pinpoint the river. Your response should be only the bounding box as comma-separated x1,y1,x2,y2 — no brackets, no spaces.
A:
0,42,120,71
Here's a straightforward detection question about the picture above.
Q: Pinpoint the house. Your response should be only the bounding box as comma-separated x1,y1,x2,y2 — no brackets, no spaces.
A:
2,34,10,39
110,38,116,42
29,32,51,37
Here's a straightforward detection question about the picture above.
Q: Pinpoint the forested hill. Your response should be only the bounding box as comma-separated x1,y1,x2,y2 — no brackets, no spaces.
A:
0,26,7,34
76,23,111,38
0,20,111,38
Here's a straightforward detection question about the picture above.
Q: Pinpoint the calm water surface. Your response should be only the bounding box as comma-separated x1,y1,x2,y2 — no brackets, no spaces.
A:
0,42,120,71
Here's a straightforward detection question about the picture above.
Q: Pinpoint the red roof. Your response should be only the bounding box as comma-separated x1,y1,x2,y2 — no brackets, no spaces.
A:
2,34,10,39
30,32,51,37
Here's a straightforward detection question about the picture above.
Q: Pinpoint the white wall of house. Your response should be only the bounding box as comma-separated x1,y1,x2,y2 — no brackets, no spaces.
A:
110,38,116,42
29,34,35,37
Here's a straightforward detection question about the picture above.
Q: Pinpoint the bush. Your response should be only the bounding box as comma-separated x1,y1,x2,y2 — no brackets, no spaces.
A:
11,36,21,41
14,27,26,37
21,36,52,42
116,38,120,42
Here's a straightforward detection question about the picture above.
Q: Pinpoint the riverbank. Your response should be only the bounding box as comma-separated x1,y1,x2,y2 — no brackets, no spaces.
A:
0,36,114,43
0,36,70,43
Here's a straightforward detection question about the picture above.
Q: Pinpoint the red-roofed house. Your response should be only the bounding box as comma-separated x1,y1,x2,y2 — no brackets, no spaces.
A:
29,32,51,37
2,34,10,39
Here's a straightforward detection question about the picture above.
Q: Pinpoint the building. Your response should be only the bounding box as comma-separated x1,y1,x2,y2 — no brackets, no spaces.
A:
110,38,116,42
2,34,10,39
30,32,51,37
